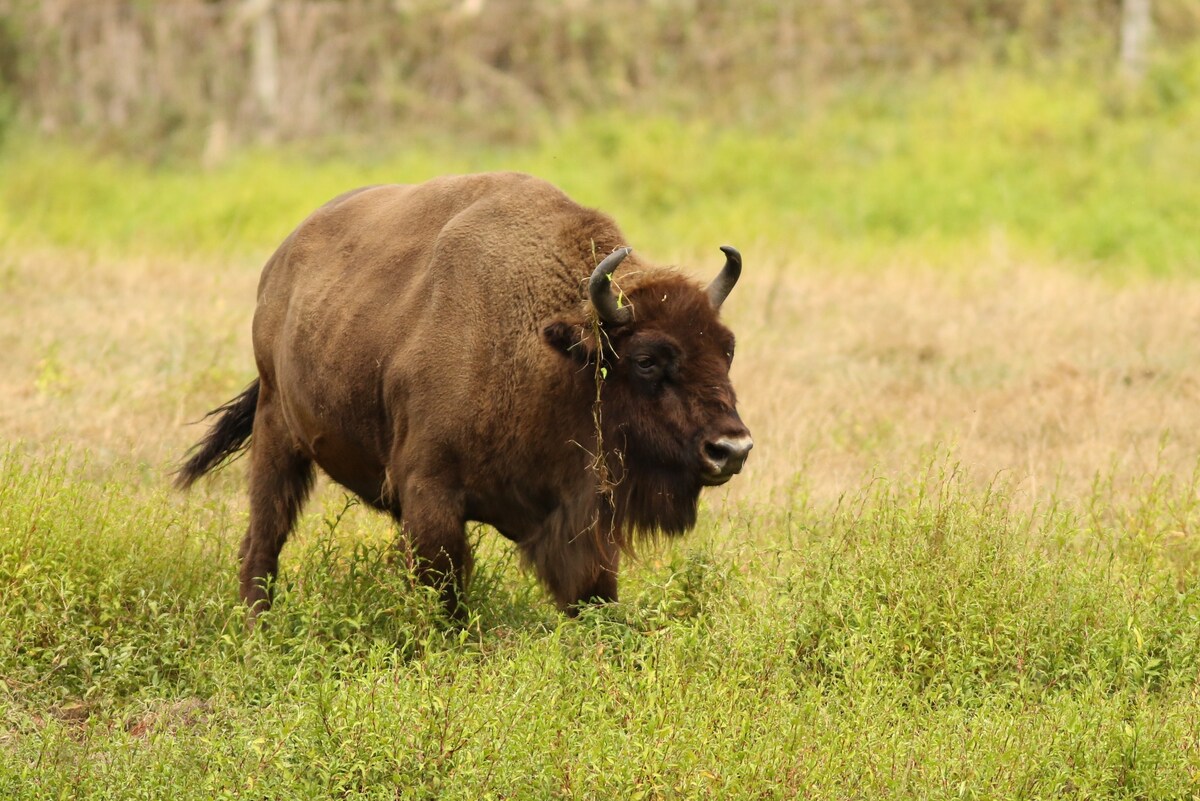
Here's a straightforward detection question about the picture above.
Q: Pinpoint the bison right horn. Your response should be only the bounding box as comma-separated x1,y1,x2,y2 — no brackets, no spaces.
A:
707,246,742,310
589,246,634,325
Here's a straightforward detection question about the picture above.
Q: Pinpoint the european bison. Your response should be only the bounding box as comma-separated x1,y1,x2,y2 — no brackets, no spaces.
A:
177,172,752,617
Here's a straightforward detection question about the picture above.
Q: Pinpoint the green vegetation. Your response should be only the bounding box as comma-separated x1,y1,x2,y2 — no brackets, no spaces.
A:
3,61,1200,274
3,452,1200,798
5,11,1200,796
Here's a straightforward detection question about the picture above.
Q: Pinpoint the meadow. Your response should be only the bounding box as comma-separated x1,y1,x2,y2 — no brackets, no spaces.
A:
3,64,1200,798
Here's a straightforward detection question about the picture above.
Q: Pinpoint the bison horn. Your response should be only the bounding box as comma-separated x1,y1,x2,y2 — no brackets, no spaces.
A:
707,246,742,310
589,246,634,325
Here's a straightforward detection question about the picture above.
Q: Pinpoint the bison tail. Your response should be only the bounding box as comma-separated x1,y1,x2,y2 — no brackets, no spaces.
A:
174,379,260,490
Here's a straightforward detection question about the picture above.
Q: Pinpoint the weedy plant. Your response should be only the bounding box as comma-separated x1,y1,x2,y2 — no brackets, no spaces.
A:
584,240,629,532
5,447,1200,798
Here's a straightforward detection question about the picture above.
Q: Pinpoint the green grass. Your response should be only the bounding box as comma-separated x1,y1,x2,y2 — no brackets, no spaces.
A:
3,61,1200,275
4,451,1200,798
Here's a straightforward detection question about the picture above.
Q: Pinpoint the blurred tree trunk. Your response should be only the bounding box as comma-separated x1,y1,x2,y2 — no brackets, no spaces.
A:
240,0,279,140
1119,0,1152,85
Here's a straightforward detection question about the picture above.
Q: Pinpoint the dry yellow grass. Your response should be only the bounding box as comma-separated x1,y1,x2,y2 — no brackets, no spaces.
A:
0,248,254,469
728,252,1200,510
3,245,1199,511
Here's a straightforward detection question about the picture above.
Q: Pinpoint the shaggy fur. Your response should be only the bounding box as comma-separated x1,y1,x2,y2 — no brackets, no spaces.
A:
178,172,751,617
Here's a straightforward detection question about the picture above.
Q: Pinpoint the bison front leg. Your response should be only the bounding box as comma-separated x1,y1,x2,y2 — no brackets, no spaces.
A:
523,527,620,616
393,485,474,620
241,399,315,617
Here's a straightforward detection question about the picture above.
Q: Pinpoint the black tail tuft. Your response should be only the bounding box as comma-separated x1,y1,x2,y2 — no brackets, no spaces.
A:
174,379,260,490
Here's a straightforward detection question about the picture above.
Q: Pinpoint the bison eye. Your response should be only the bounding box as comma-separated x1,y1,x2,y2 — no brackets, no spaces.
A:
633,353,662,381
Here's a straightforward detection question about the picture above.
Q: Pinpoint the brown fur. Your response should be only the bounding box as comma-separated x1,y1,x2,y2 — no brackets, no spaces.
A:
177,172,750,617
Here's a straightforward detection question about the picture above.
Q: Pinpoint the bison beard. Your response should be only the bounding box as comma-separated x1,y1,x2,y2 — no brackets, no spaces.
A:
177,172,751,620
611,463,702,537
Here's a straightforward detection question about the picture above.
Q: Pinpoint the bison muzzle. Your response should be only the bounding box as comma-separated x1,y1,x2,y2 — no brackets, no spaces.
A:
177,172,752,618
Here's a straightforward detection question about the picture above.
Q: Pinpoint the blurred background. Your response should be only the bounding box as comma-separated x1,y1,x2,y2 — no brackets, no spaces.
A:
0,0,1197,270
1,0,1199,501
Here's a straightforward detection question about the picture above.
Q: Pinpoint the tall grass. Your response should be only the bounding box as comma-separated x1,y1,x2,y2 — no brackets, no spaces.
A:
3,451,1200,797
3,61,1199,275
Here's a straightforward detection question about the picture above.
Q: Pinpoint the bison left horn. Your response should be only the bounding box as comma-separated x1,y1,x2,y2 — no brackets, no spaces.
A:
589,246,634,325
707,246,742,309
700,245,739,309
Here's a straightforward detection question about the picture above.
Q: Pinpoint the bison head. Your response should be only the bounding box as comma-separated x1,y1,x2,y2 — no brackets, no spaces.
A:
543,246,753,534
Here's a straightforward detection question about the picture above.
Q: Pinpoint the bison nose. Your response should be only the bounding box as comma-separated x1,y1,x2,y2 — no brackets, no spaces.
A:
701,435,754,484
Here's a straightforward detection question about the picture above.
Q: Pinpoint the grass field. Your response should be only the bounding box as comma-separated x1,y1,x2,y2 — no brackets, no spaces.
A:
4,63,1200,274
4,66,1200,797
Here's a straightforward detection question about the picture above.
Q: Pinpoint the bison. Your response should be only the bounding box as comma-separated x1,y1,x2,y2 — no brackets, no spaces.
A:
177,172,752,617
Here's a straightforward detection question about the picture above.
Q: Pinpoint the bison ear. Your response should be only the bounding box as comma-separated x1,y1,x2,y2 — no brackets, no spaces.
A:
542,320,595,365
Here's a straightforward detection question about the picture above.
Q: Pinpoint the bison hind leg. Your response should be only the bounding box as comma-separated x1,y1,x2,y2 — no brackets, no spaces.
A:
241,402,315,618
